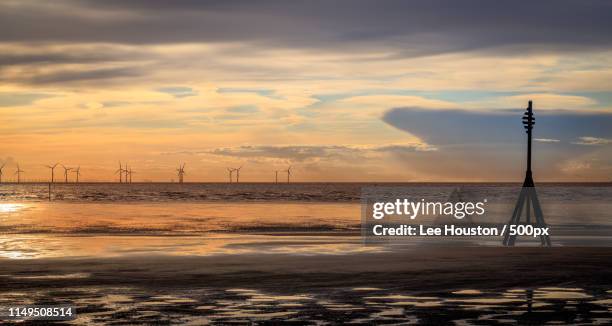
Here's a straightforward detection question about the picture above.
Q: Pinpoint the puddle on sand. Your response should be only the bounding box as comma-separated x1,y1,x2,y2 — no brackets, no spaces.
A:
534,288,593,300
248,294,313,302
353,287,383,291
225,288,258,293
277,303,303,308
9,272,91,280
388,301,443,307
364,294,439,300
591,299,612,305
452,289,483,295
446,297,525,304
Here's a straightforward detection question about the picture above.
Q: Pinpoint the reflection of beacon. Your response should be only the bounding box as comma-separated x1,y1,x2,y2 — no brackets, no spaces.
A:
434,187,475,225
503,101,551,246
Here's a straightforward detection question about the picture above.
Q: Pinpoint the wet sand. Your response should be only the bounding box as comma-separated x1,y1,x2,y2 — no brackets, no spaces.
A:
1,247,611,324
2,247,611,291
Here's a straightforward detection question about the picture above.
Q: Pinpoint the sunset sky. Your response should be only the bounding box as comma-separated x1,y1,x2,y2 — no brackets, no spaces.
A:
1,0,611,182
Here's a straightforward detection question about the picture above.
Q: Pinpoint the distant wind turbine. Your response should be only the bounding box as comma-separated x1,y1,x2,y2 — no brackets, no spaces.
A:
176,163,186,183
74,166,81,183
0,162,6,183
124,164,130,183
61,164,72,183
285,165,292,183
15,164,24,183
227,167,235,183
115,161,124,183
128,166,134,183
45,163,59,183
235,166,243,183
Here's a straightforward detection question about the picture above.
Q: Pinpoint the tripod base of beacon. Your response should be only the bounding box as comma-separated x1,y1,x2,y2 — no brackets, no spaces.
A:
503,185,551,247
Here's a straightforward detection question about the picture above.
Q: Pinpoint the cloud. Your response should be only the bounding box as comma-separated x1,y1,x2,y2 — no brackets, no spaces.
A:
21,67,143,85
1,0,611,56
382,107,612,145
226,105,259,114
559,159,592,173
338,95,458,109
572,136,612,146
379,107,612,181
156,86,198,98
474,93,598,110
217,88,279,99
0,45,147,66
371,144,437,153
162,143,434,162
534,138,560,143
0,92,54,107
101,101,132,108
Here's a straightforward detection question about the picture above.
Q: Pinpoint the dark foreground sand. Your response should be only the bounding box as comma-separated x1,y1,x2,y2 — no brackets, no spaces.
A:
2,247,611,292
1,247,611,324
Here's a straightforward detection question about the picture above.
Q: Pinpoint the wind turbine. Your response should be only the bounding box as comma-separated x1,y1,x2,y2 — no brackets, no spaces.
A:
176,163,185,183
128,166,134,183
15,164,24,183
235,166,243,183
226,167,235,183
124,164,130,183
0,162,6,183
115,161,124,183
285,166,292,183
61,164,72,183
74,166,81,183
45,163,59,183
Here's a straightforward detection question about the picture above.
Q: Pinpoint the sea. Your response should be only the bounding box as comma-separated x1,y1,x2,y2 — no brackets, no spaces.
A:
0,182,610,244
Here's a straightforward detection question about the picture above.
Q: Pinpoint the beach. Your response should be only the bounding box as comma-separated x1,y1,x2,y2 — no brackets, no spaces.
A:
1,247,611,324
0,183,611,324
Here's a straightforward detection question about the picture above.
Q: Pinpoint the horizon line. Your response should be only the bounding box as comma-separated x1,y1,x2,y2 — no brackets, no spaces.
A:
0,181,609,185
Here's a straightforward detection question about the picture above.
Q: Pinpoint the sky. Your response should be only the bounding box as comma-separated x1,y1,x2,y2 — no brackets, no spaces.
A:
1,0,611,182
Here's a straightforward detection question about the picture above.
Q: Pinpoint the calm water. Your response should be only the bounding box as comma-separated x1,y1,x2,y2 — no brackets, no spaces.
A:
0,183,611,258
1,182,610,202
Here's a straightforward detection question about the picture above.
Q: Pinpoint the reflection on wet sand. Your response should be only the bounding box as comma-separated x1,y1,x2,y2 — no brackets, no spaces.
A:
1,286,610,325
0,201,360,235
1,246,611,324
0,203,26,213
0,233,382,259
